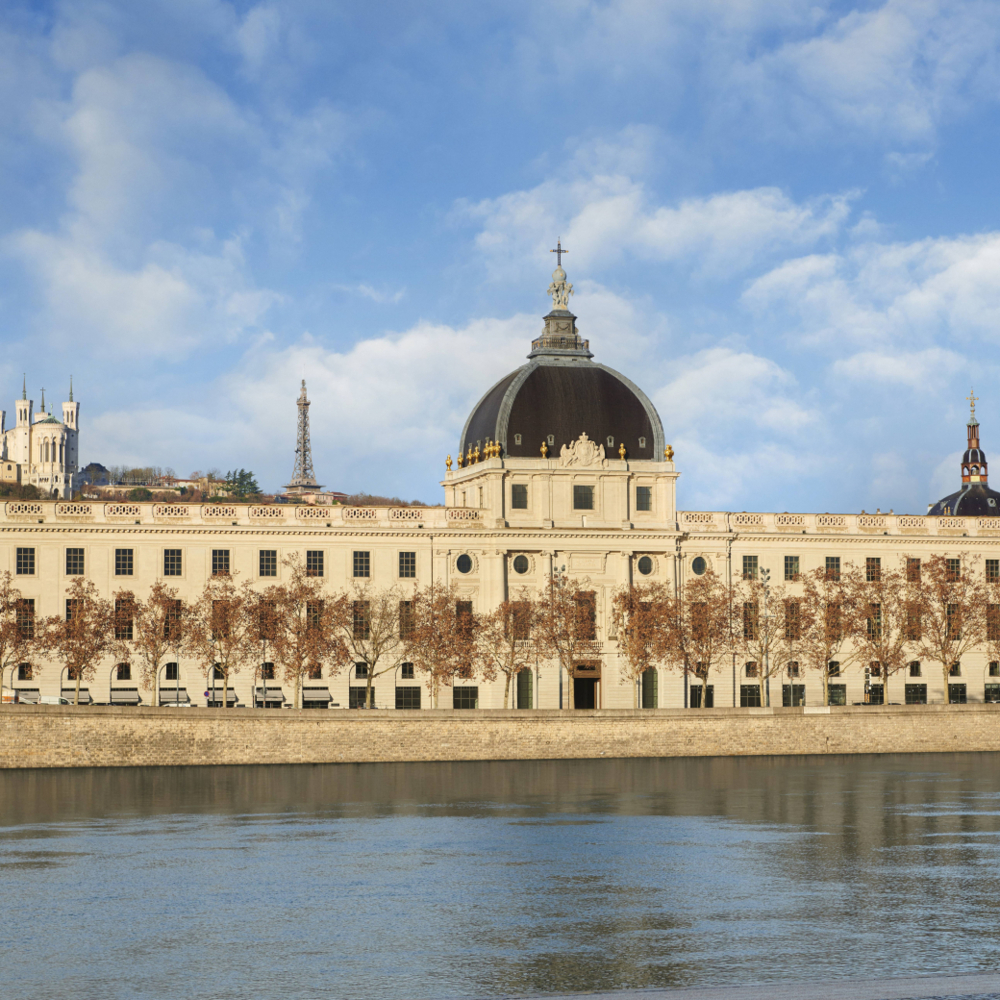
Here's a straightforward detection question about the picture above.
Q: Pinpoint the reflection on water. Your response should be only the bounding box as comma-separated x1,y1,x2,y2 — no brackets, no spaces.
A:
2,755,1000,999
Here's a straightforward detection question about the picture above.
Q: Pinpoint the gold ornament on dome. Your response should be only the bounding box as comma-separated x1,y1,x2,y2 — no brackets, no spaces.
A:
540,441,548,458
618,442,626,460
665,445,674,461
467,446,473,465
456,451,464,468
446,455,452,471
473,446,480,463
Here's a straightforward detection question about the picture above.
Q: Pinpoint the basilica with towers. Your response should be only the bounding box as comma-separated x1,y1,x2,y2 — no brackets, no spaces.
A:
0,379,80,499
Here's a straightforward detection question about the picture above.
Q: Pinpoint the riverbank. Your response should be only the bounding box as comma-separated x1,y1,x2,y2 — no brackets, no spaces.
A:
2,703,999,769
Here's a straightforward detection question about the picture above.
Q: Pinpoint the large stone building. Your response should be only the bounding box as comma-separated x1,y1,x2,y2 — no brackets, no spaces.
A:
0,379,81,499
2,265,999,710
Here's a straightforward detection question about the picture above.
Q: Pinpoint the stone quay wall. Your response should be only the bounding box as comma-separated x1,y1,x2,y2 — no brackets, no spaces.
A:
3,704,1000,769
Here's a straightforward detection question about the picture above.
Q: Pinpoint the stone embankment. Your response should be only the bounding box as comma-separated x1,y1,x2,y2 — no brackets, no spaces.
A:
2,704,1000,769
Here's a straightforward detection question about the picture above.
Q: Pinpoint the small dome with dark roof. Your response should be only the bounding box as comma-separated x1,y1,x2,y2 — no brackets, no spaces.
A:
928,392,1000,515
459,264,665,462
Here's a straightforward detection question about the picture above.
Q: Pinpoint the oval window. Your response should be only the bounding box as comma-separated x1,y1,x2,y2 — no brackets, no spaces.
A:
456,554,473,574
637,556,653,576
513,555,529,575
692,556,707,575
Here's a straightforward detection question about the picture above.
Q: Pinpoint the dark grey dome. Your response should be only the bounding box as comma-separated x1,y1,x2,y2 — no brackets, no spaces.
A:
460,356,664,460
928,483,1000,516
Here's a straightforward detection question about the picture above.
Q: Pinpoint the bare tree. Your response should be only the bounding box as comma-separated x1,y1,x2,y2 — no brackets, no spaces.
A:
475,593,536,708
184,575,255,707
405,583,479,708
731,575,789,708
331,582,406,709
662,570,732,708
908,554,987,704
0,572,38,696
843,557,911,704
799,565,859,705
117,582,184,705
270,555,347,708
41,578,114,705
611,581,670,708
536,571,602,709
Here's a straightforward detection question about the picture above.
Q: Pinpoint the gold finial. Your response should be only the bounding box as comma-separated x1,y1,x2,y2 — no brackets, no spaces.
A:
446,455,452,471
457,451,464,468
618,442,626,460
473,446,480,463
540,441,548,458
664,444,674,461
467,446,473,465
968,387,979,421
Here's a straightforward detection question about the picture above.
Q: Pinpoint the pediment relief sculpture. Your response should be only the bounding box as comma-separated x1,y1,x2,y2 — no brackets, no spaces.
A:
559,432,607,468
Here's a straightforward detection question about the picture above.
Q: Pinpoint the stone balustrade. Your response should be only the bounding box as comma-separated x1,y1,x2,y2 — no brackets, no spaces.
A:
677,510,1000,537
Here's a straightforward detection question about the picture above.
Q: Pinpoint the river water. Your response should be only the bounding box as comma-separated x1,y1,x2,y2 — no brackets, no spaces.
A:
2,754,1000,1000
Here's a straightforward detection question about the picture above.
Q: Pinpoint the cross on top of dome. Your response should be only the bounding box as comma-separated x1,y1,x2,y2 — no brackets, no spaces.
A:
547,239,574,312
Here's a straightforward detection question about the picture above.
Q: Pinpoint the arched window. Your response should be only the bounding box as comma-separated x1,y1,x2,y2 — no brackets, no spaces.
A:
59,442,64,464
42,440,48,463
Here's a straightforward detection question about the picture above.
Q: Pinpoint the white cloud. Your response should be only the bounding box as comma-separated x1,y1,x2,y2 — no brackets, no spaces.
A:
832,347,965,387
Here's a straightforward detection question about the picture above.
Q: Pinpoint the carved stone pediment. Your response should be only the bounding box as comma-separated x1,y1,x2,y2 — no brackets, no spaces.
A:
559,432,607,468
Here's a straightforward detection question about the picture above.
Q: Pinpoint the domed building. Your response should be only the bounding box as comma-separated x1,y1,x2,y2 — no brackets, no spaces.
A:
928,394,1000,516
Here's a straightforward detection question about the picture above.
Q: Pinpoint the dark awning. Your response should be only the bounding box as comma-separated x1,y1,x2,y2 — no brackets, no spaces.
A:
205,688,239,704
110,688,141,704
159,688,190,705
254,687,286,703
62,688,93,704
301,688,332,703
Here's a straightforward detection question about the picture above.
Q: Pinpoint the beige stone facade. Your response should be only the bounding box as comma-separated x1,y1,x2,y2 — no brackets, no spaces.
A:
3,497,1000,710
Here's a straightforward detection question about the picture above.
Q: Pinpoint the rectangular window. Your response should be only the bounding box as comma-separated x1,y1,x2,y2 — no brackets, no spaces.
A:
743,603,757,639
866,557,881,582
827,661,840,677
353,551,370,578
868,684,884,705
573,484,594,510
782,684,806,707
949,683,967,704
401,662,414,680
165,663,178,681
784,601,800,640
947,603,961,639
689,683,714,708
909,661,922,677
825,603,843,641
745,661,758,678
990,605,1000,641
306,550,324,577
512,601,532,640
305,600,322,632
907,558,921,582
517,668,534,709
828,684,847,706
989,559,1000,583
825,556,841,581
116,663,131,681
398,551,416,578
16,599,34,639
991,662,1000,678
164,600,182,641
399,600,414,639
163,549,182,576
784,555,799,581
259,550,277,577
905,684,928,705
573,592,596,640
352,601,370,640
949,660,961,677
114,598,133,641
115,548,134,576
65,599,79,622
211,549,230,577
867,602,882,639
742,555,758,580
349,687,373,709
396,686,421,710
456,600,474,640
905,603,921,640
987,684,1000,703
65,548,84,576
307,664,322,680
17,663,31,681
453,686,479,709
635,486,652,512
261,663,275,680
739,684,762,707
15,548,34,576
787,661,800,677
511,484,528,510
947,558,961,582
354,662,369,678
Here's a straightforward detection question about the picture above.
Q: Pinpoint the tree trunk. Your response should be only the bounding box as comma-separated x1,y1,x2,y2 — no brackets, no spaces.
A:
634,675,639,709
74,670,81,706
296,673,301,710
223,670,229,709
758,675,765,709
943,663,951,704
504,673,511,709
366,674,373,709
702,675,709,709
823,670,829,707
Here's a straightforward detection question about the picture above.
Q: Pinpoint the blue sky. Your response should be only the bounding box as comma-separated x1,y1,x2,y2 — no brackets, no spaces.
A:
3,1,1000,512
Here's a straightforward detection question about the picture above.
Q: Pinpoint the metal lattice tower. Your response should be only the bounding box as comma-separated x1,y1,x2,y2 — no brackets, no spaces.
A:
286,380,321,492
